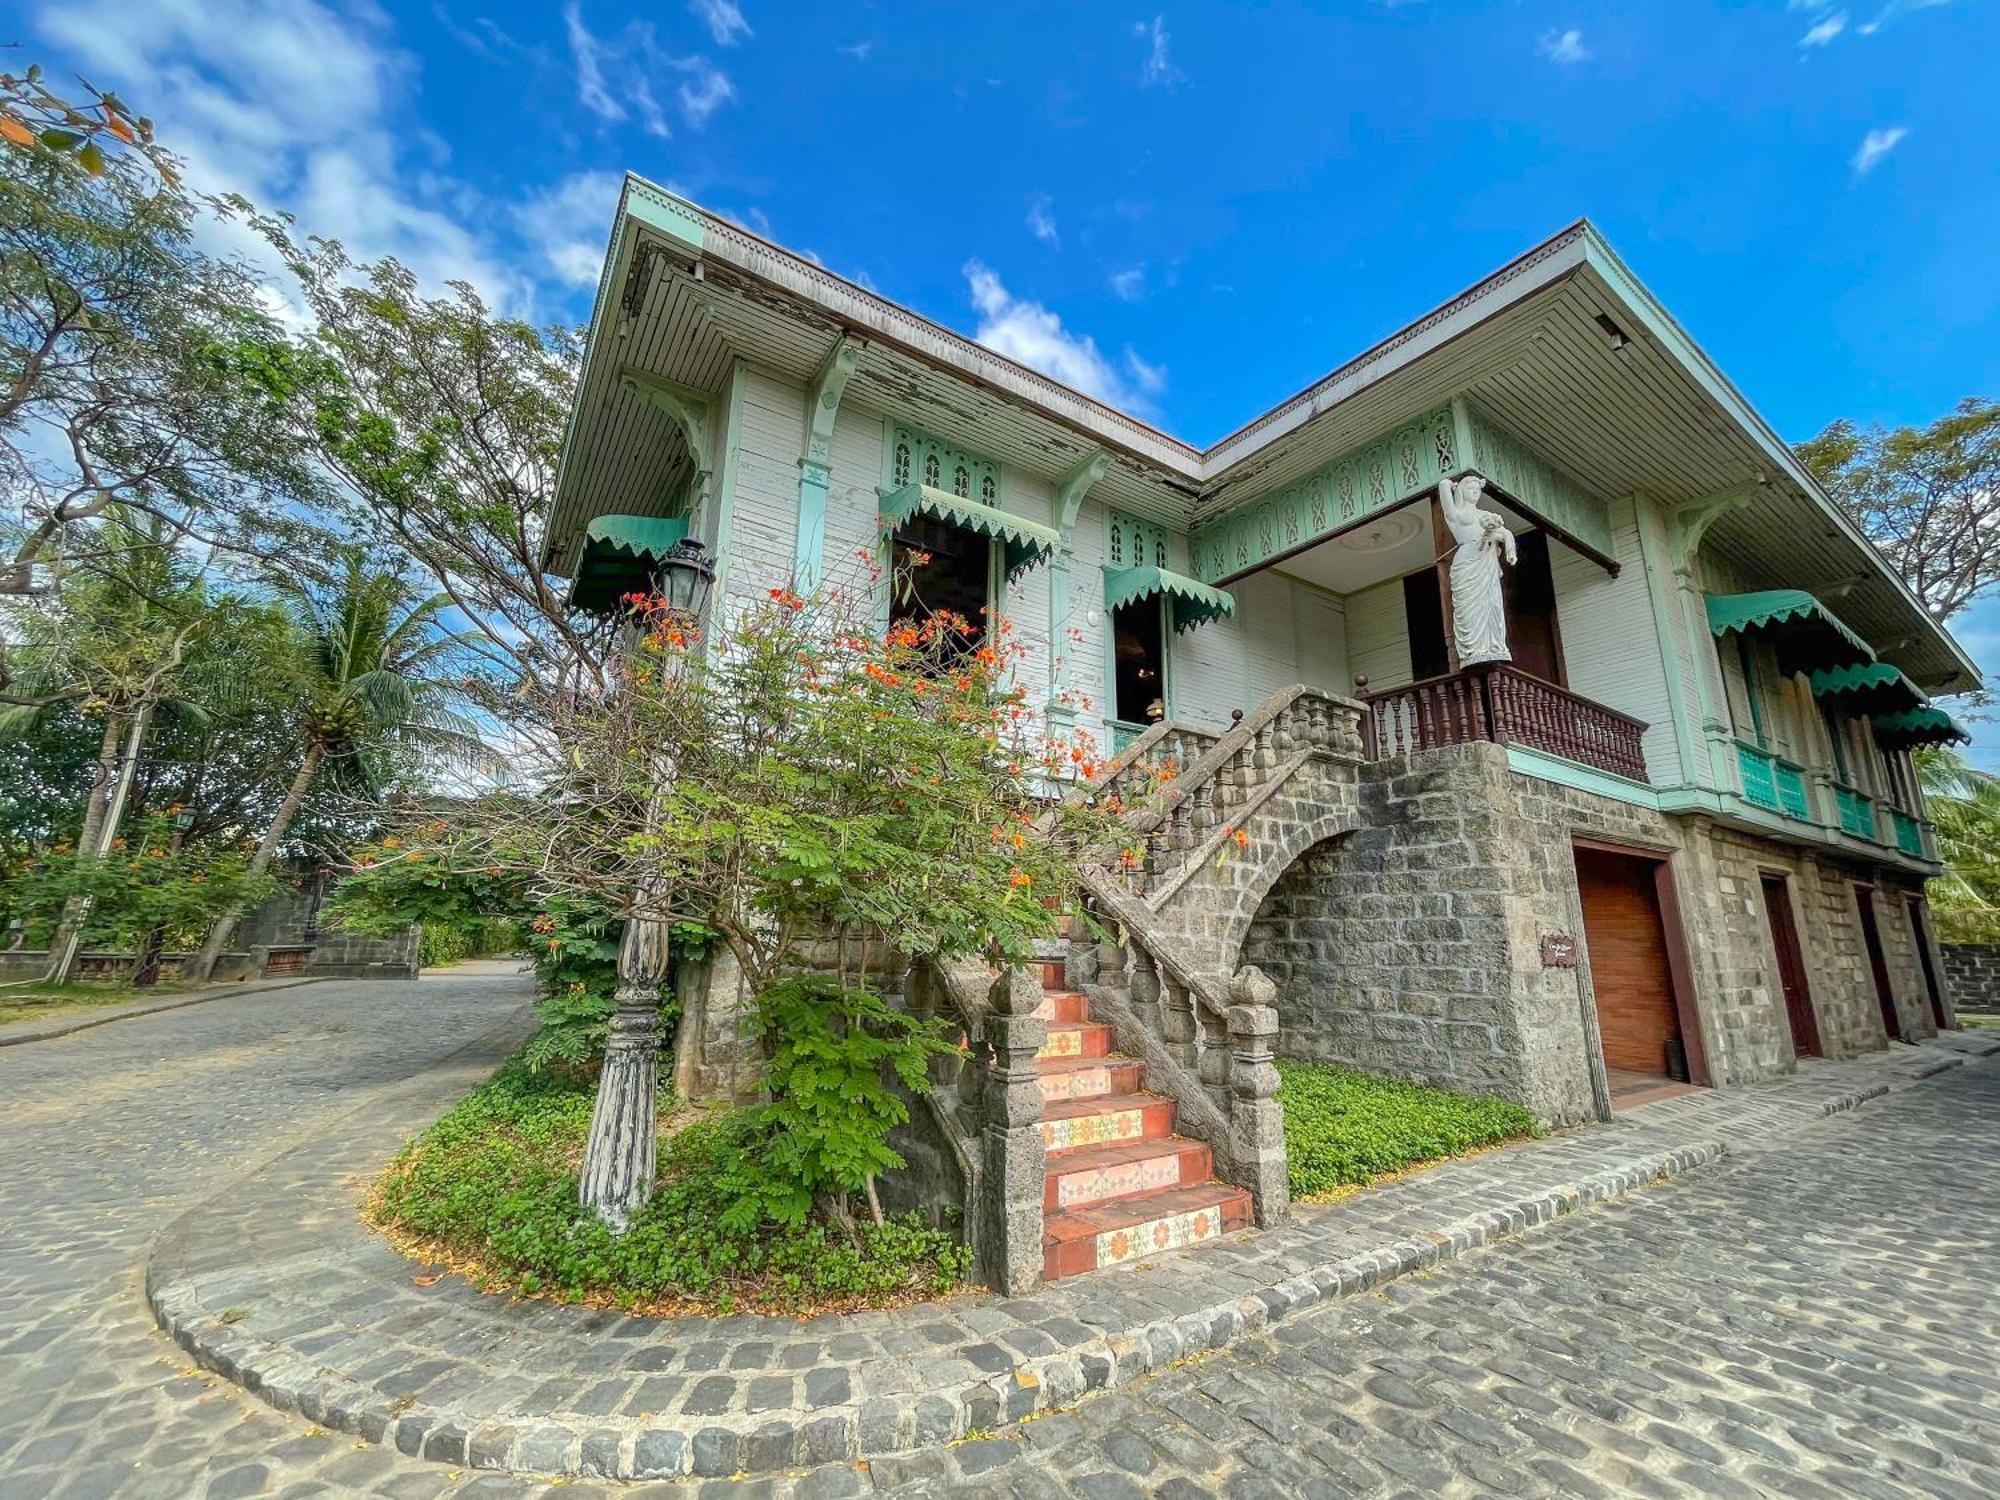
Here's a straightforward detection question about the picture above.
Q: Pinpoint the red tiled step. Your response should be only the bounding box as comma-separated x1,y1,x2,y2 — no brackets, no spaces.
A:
1042,1181,1254,1280
1035,957,1068,991
1030,988,1089,1025
1033,1055,1145,1104
1043,1136,1213,1212
1036,1092,1176,1152
1036,1021,1113,1060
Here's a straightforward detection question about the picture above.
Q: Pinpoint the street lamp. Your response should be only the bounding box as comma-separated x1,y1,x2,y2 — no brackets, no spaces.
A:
652,537,715,620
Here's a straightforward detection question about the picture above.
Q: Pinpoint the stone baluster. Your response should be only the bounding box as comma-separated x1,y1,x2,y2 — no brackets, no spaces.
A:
1191,780,1215,837
1128,943,1162,1034
1226,966,1289,1228
981,967,1047,1295
1159,967,1197,1068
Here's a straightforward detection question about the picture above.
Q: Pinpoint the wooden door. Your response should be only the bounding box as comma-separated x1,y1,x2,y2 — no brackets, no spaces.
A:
1907,897,1947,1029
1854,887,1901,1041
1760,876,1820,1058
1576,848,1681,1077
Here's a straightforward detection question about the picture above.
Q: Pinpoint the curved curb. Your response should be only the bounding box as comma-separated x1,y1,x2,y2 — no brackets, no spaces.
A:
0,977,327,1048
146,1134,1726,1481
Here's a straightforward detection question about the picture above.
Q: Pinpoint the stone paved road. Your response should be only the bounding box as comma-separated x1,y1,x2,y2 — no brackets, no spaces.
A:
858,1058,2000,1500
4,974,1998,1500
0,966,549,1500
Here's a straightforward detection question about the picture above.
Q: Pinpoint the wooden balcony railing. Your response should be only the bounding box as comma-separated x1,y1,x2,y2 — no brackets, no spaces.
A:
1360,664,1649,784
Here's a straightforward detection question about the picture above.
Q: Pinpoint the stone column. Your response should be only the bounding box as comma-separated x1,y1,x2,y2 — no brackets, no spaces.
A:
980,967,1047,1295
1226,966,1289,1228
578,894,672,1229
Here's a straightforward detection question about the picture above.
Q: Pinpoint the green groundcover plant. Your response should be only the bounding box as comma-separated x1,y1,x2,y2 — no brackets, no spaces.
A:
1277,1061,1536,1200
369,1051,970,1314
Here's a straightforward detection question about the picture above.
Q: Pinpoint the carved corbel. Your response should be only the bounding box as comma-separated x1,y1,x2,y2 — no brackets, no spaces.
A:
1665,486,1754,581
802,335,864,478
619,367,713,510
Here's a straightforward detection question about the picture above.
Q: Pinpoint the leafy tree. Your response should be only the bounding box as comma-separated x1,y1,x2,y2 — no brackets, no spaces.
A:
241,212,603,718
1918,747,2000,944
370,575,1123,1229
184,557,484,980
1,62,171,182
0,95,319,618
1798,398,2000,624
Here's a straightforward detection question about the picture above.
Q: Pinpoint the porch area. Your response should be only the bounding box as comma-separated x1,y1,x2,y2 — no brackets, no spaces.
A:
1357,663,1650,783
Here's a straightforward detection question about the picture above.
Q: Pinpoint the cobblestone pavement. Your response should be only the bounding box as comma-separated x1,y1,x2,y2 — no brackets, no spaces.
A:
4,974,1998,1500
849,1057,2000,1500
0,966,542,1500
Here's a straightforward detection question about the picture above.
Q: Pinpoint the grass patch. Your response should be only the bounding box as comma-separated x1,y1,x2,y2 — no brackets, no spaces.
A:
1278,1061,1537,1201
368,1052,970,1316
0,980,194,1028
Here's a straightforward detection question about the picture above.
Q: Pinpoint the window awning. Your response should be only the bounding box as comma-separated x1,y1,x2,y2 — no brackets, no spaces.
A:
1104,565,1237,633
568,513,689,614
879,483,1058,579
1871,706,1972,750
1706,590,1875,677
1808,661,1927,714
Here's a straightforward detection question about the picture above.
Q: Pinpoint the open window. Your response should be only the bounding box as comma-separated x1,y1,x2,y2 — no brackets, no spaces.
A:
1112,596,1167,728
889,512,990,651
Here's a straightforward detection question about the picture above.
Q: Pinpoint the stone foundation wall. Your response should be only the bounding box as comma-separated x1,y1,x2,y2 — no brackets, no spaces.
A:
1943,943,2000,1014
1241,741,1945,1126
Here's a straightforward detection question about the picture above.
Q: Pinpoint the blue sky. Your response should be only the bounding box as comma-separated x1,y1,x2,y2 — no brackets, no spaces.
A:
27,0,2000,755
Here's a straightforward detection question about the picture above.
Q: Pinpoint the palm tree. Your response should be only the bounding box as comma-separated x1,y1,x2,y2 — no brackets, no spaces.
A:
183,556,485,982
1918,746,2000,944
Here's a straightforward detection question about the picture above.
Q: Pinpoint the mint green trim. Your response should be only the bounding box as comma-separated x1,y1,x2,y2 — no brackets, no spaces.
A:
1045,449,1107,736
704,364,749,649
793,338,862,588
1456,398,1614,562
1835,784,1877,840
1872,705,1971,748
1809,661,1926,710
1504,746,1663,810
1632,499,1705,793
624,178,706,249
1890,810,1924,858
1736,635,1767,750
1705,589,1874,669
1102,565,1236,633
568,515,691,613
878,483,1059,578
1191,403,1458,583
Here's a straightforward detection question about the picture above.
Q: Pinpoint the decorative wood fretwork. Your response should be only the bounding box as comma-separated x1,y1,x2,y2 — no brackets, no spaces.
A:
889,423,1001,508
1108,512,1175,572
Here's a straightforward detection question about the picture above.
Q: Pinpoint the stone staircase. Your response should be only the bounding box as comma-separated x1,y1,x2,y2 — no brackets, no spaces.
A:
1031,958,1254,1280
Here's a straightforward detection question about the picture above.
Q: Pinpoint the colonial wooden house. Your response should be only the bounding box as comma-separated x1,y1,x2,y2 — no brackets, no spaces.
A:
544,177,1975,1286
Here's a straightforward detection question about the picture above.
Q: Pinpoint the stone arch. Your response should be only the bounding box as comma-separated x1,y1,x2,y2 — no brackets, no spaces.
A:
1214,807,1360,976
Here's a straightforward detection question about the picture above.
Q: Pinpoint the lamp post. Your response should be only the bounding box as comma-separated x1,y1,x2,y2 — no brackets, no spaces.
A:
578,538,714,1229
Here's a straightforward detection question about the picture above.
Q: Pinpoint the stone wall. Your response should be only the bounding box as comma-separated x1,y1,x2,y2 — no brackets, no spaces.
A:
1943,943,2000,1014
1239,741,1945,1127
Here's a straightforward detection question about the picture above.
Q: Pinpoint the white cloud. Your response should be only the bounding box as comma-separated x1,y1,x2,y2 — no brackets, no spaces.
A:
34,0,530,308
688,0,751,47
962,261,1161,415
563,2,736,137
1109,265,1147,302
1133,15,1183,87
1026,194,1059,247
512,170,623,288
1852,125,1909,174
1538,27,1591,64
1799,8,1849,43
838,40,875,61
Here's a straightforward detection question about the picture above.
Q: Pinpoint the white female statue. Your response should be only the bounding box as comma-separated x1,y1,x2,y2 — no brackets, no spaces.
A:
1438,474,1516,667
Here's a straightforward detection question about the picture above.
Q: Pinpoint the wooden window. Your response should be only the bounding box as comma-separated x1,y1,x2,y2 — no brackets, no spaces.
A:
889,513,989,656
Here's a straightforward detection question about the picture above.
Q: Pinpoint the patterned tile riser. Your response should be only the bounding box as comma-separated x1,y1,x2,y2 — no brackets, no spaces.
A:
1036,1029,1085,1059
1055,1151,1184,1209
1038,1108,1146,1151
1094,1204,1223,1267
1036,1066,1111,1103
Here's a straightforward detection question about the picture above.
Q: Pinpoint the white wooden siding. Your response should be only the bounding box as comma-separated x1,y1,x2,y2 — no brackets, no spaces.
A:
1552,499,1683,787
1345,577,1413,692
1173,571,1351,729
715,366,806,623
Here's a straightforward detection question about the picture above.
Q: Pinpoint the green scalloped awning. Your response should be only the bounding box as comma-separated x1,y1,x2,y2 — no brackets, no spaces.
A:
1104,565,1237,633
569,514,689,614
1871,706,1972,750
879,483,1059,578
1706,590,1875,676
1808,661,1927,714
